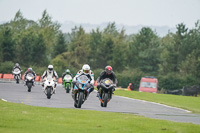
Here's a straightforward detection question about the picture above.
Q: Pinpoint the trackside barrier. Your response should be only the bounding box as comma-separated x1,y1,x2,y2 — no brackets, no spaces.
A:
58,78,62,84
0,73,3,78
22,74,25,80
94,81,97,86
35,76,41,82
3,74,13,79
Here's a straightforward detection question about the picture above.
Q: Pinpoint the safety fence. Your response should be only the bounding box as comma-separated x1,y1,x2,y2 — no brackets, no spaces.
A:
0,73,63,84
0,73,99,86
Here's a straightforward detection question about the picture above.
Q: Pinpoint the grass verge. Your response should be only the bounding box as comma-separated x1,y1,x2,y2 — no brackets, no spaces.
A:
114,90,200,113
0,100,200,133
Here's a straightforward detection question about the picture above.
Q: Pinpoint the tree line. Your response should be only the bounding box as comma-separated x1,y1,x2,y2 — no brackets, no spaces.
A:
0,10,200,90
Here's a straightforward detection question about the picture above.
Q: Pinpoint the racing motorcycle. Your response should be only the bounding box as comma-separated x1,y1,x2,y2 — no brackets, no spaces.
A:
98,78,114,107
12,68,22,84
25,73,34,92
43,76,57,99
72,75,92,108
63,75,72,93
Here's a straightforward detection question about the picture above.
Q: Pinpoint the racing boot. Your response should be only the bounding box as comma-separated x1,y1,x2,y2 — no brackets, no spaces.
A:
53,88,56,94
112,88,115,94
96,89,100,97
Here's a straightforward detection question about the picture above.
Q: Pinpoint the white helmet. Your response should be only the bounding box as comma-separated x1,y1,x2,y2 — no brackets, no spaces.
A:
82,64,90,74
48,65,53,72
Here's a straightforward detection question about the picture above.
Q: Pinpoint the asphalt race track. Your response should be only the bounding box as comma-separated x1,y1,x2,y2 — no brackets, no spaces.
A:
1,82,200,124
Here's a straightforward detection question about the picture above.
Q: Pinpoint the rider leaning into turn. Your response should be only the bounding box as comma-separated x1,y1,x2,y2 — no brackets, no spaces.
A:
96,66,118,96
24,68,36,86
62,69,73,82
41,65,58,88
73,64,94,94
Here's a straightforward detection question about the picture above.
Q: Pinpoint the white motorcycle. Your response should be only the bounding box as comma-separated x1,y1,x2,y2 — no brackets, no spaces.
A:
12,68,22,84
25,73,34,92
43,76,57,99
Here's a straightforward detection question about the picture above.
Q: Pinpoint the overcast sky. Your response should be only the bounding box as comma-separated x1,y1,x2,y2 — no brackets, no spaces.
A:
0,0,199,28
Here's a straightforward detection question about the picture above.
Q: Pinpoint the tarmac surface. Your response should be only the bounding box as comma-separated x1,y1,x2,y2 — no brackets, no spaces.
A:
0,82,200,125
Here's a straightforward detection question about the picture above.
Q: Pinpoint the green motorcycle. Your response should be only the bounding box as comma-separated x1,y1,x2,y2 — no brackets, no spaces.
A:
63,75,73,93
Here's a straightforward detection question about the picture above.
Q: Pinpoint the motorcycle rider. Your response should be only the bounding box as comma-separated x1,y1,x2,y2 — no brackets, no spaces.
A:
12,63,22,79
62,69,73,84
41,65,58,93
12,63,22,71
96,65,118,96
72,64,94,94
24,68,36,86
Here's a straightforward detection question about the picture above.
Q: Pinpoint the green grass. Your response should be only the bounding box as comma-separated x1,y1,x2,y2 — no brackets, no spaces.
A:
0,100,200,133
114,90,200,113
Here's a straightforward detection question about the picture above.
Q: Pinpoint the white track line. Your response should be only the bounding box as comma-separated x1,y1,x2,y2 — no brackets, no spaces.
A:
114,95,191,113
1,99,7,102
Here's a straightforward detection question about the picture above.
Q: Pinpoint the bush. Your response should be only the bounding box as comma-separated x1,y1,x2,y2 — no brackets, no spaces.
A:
158,73,200,90
116,69,145,89
0,61,14,73
158,73,184,90
93,69,104,79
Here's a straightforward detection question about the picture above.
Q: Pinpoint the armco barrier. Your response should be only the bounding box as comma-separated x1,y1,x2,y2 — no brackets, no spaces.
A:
58,78,62,84
3,74,13,79
0,73,3,78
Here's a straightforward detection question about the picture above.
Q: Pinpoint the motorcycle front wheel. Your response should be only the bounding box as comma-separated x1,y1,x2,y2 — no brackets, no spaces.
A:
77,92,84,108
47,87,52,99
66,84,70,93
16,79,19,84
103,93,108,107
27,82,32,92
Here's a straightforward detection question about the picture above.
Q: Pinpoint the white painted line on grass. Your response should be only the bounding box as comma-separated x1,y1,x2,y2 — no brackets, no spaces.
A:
114,95,191,113
1,99,7,102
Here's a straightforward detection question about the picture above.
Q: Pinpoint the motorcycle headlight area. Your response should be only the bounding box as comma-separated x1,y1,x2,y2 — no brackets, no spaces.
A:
78,83,82,89
77,83,88,90
27,76,32,80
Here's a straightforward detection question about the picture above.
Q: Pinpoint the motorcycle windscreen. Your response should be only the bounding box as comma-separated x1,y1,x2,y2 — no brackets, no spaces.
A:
78,75,89,84
26,73,33,80
64,75,72,81
13,68,21,74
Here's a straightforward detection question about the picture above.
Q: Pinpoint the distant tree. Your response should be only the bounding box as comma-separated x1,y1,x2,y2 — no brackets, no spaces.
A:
129,27,161,74
53,31,67,57
112,28,128,71
10,10,27,32
89,28,104,68
68,26,90,68
39,10,61,60
1,27,15,61
32,33,48,66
